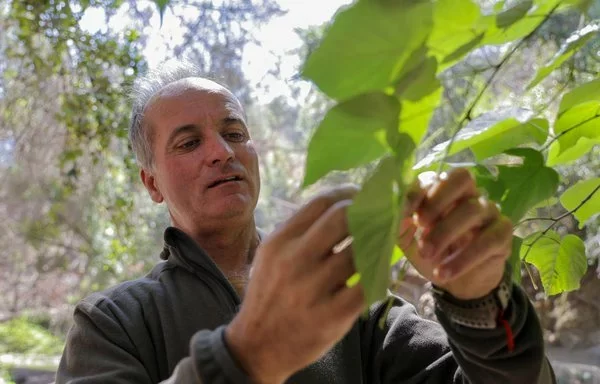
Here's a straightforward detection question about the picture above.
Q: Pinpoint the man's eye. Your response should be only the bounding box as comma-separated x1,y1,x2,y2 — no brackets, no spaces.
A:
179,139,200,149
224,132,246,142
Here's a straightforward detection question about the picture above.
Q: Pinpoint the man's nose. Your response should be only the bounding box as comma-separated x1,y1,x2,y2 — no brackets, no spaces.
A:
206,134,234,166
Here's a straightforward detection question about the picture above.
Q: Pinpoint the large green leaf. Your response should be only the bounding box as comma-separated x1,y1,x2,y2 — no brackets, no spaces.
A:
528,21,599,89
348,156,401,306
559,78,600,113
302,0,433,100
496,148,559,222
470,118,548,160
415,113,548,168
302,93,399,187
523,231,587,296
349,137,415,306
482,0,561,45
547,137,600,166
560,177,600,229
394,53,442,145
496,0,533,28
394,55,440,102
554,79,600,156
471,165,506,202
428,0,484,70
399,88,443,147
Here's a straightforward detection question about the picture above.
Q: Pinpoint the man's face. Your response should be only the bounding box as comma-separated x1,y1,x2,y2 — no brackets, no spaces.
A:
140,78,260,234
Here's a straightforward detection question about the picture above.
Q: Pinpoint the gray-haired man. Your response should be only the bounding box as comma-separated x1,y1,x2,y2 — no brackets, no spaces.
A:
56,62,555,383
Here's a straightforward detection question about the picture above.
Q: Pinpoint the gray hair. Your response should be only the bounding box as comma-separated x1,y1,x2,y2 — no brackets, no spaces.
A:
129,60,231,169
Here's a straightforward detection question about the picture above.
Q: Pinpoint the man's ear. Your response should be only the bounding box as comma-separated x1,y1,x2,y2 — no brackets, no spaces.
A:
140,168,164,203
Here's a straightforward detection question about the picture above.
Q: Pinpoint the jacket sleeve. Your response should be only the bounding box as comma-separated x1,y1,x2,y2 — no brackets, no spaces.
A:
359,285,556,384
55,299,250,384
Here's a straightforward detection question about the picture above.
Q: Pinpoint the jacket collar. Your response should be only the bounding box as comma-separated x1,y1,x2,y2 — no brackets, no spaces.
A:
161,226,241,303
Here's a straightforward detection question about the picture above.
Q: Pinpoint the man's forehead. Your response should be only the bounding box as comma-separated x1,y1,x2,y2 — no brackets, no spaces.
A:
148,77,245,118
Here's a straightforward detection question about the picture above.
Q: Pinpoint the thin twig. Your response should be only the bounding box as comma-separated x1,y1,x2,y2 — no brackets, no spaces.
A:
514,216,557,227
540,112,600,152
522,182,600,262
524,263,539,290
437,5,558,175
437,4,561,174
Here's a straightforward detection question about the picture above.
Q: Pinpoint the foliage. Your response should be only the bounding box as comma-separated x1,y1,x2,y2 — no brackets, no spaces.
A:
0,0,283,325
0,317,64,355
300,0,600,305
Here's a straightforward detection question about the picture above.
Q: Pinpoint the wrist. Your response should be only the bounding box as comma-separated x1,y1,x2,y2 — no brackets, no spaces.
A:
225,320,286,384
432,264,512,329
435,273,504,300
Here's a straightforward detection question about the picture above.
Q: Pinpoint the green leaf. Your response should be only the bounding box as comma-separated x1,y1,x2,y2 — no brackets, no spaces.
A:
560,178,600,229
523,231,587,296
471,165,505,202
559,78,600,113
496,148,559,222
394,55,440,102
399,88,443,147
302,93,399,187
496,0,533,28
509,236,523,284
528,22,599,89
393,54,442,146
348,156,401,306
482,0,561,45
442,33,485,65
153,0,169,25
547,137,600,166
531,196,559,210
415,112,548,168
302,0,433,100
554,79,600,156
494,0,507,12
470,118,548,160
428,0,484,69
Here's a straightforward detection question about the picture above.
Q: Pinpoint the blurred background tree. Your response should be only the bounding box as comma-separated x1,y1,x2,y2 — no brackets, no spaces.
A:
0,0,599,380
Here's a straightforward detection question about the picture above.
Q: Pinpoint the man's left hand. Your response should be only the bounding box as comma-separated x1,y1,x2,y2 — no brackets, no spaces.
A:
398,168,513,300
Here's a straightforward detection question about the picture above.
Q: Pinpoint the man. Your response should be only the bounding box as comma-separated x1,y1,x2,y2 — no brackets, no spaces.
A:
56,61,555,383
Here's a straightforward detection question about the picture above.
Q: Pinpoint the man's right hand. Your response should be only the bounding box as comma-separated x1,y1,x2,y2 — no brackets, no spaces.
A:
225,186,366,384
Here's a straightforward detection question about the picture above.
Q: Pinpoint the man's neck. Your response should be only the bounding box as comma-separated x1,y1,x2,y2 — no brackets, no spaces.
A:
187,219,259,296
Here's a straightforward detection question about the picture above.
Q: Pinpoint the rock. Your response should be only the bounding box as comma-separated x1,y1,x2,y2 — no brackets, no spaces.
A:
10,368,55,384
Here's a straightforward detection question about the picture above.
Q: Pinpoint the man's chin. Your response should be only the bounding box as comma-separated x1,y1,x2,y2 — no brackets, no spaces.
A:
206,197,254,221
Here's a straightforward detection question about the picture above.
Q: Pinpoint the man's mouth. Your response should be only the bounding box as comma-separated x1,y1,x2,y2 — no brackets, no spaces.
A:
208,176,243,188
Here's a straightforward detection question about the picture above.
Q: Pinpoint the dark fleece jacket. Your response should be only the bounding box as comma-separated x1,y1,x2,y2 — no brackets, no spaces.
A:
56,227,556,383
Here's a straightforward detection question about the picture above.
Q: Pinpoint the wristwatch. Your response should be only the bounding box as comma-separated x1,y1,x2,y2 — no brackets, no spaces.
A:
431,265,513,329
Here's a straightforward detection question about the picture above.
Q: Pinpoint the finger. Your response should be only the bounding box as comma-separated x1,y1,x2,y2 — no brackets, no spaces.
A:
433,216,513,282
328,282,365,321
397,217,418,251
423,196,500,262
277,185,358,238
300,199,352,263
311,247,356,301
417,168,478,227
404,180,426,217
